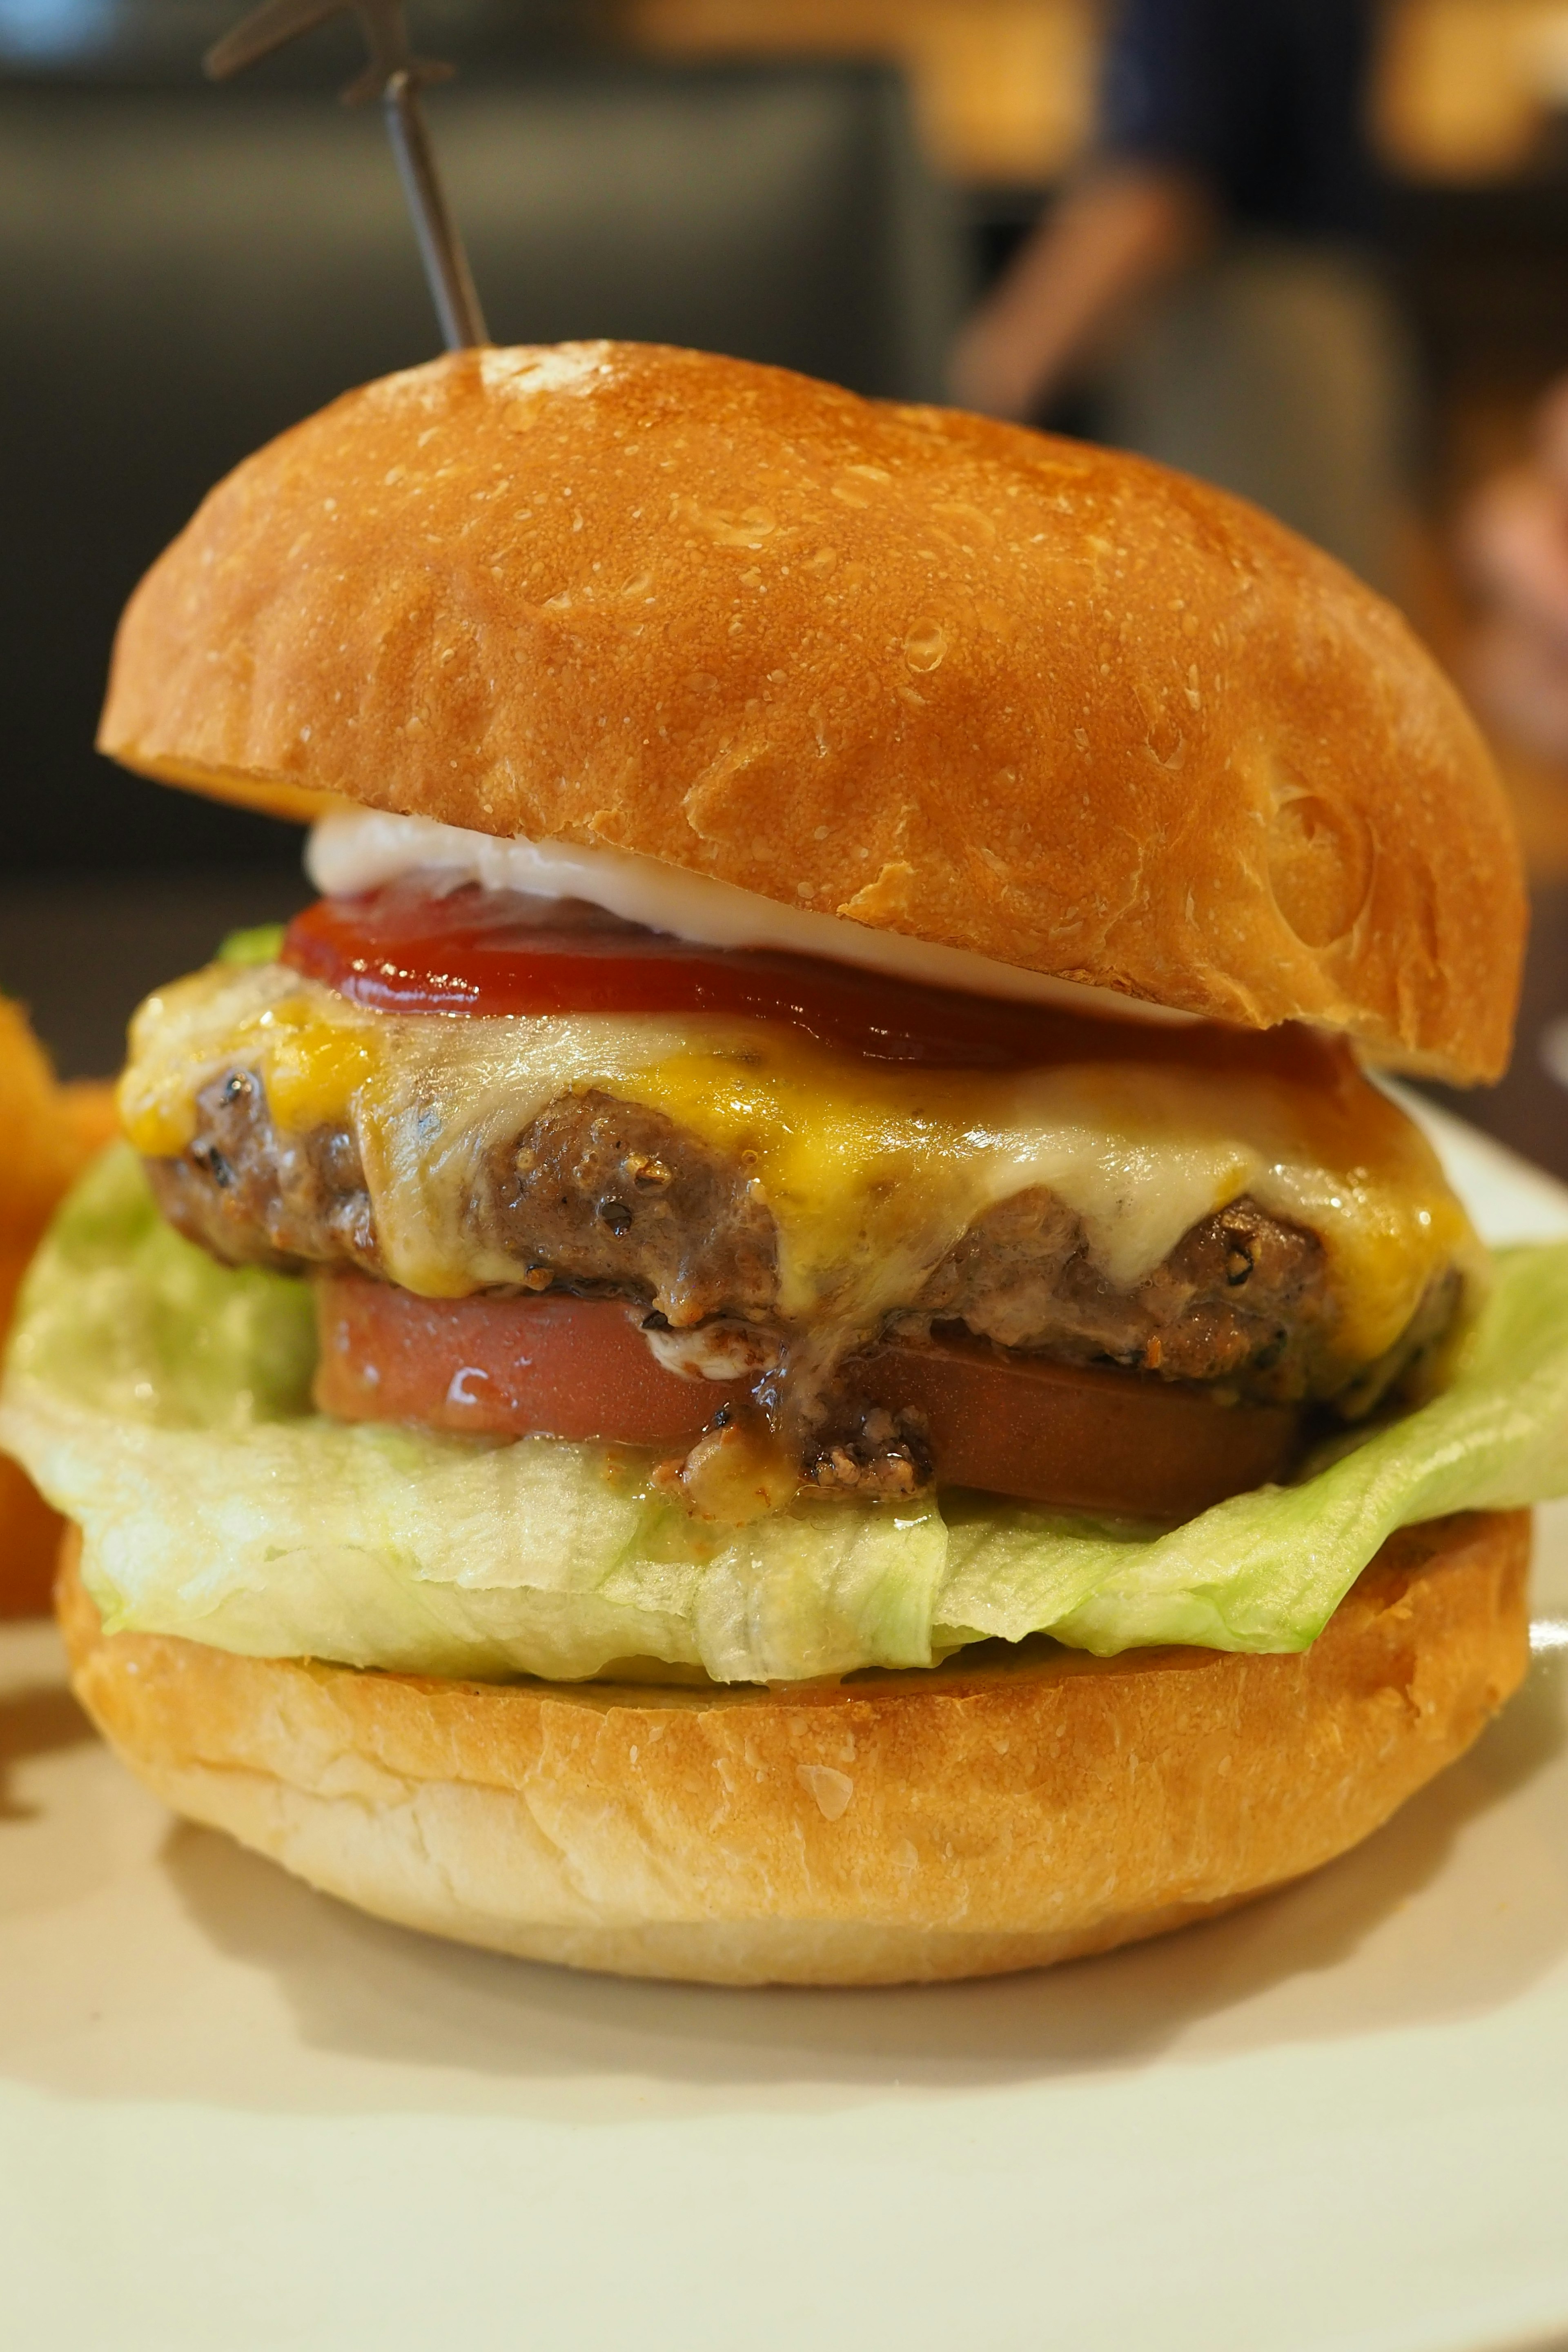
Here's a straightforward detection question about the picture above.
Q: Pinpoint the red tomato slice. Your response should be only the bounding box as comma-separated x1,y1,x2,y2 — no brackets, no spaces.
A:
283,880,1349,1082
849,1332,1300,1522
314,1273,744,1447
314,1274,1301,1518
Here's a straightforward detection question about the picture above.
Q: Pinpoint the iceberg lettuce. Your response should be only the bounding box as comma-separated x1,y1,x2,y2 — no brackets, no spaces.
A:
5,1144,1568,1684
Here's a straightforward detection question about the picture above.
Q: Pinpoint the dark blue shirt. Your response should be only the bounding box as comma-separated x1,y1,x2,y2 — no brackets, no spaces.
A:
1098,0,1381,242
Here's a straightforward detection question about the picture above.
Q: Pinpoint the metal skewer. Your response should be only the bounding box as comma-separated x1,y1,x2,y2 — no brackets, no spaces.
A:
205,0,489,352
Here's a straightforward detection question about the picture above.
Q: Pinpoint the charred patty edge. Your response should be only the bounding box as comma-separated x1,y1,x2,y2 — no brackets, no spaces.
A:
144,1063,1453,1420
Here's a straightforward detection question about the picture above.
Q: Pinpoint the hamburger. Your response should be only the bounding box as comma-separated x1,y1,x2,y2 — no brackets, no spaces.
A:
5,341,1566,1986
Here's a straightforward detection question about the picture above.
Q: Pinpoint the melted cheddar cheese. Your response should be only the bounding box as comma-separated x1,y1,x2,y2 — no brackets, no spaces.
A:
119,961,1477,1378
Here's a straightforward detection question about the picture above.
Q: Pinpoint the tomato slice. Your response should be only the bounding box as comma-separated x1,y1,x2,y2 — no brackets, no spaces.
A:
314,1273,744,1447
313,1274,1301,1518
283,879,1349,1082
847,1332,1300,1522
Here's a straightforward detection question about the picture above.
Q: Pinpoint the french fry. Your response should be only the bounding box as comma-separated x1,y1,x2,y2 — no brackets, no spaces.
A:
0,999,117,1616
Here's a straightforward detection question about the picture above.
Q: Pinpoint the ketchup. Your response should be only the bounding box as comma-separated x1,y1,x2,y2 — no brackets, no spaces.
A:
282,877,1348,1082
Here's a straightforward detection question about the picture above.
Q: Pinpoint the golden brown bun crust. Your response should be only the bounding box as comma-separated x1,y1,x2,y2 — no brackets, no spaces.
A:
99,345,1520,1082
58,1509,1529,1985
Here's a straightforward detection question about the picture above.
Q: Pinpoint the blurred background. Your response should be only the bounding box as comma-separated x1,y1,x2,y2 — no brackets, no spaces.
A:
7,0,1568,1171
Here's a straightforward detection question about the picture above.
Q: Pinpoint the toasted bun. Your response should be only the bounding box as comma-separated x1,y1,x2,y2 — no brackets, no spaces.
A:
98,346,1520,1081
58,1509,1528,1985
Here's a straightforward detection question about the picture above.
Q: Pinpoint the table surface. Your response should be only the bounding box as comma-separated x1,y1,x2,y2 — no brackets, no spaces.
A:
0,870,310,1085
3,1102,1568,2352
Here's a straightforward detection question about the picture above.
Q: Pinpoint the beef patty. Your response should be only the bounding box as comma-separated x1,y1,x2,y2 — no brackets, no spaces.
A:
145,1065,1455,1420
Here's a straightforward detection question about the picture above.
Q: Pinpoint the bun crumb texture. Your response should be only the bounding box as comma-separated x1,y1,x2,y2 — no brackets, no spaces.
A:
58,1510,1529,1985
99,342,1522,1083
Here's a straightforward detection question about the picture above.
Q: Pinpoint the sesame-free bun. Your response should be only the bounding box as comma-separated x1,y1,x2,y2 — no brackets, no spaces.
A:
98,343,1523,1082
58,1509,1529,1986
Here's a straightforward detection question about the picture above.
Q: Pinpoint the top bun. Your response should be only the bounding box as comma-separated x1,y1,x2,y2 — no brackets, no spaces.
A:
99,342,1522,1082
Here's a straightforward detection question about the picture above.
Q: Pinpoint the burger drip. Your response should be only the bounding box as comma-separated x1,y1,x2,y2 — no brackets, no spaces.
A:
283,876,1328,1522
312,1269,1303,1523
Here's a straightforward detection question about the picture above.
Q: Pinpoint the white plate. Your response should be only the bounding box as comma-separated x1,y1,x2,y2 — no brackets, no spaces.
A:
5,1104,1568,2352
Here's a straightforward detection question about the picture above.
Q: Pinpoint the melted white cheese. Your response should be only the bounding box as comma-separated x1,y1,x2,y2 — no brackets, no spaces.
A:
305,808,1194,1026
120,962,1474,1379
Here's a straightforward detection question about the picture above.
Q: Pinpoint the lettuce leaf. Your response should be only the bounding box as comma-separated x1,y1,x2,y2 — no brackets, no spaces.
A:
5,1144,1568,1684
214,922,287,969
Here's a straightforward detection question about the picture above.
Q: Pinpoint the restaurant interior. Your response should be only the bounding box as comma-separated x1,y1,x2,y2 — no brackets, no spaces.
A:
7,0,1568,1172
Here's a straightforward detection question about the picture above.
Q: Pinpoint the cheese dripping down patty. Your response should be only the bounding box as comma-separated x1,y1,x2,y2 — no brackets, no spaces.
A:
118,958,1478,1383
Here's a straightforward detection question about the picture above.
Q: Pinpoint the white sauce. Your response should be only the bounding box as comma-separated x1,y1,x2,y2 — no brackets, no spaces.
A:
305,808,1192,1025
120,960,1464,1370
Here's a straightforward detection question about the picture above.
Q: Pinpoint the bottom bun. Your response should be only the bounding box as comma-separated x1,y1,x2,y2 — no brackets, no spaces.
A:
57,1512,1530,1987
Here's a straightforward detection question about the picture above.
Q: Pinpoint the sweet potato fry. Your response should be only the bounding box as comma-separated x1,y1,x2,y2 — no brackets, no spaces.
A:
0,1000,117,1615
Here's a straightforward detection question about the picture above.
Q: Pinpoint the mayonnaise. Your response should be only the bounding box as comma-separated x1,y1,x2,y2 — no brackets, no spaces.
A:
305,808,1193,1025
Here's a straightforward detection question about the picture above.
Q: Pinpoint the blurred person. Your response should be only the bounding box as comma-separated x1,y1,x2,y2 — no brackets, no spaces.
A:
1459,378,1568,762
951,0,1414,598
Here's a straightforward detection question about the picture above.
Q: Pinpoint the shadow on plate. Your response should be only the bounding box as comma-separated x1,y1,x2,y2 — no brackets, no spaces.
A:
147,1642,1568,2116
0,1681,94,1824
